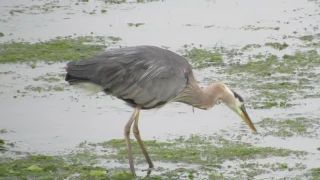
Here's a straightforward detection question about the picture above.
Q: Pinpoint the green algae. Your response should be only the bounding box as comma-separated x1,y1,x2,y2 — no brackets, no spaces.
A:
280,163,288,169
0,153,108,179
7,1,67,15
0,36,121,63
224,54,280,76
305,42,320,47
24,84,66,93
127,23,145,27
90,170,107,177
236,162,307,179
107,36,122,41
0,71,14,75
241,44,261,51
310,168,320,179
183,47,223,69
0,129,8,134
0,139,5,150
137,0,162,3
241,25,280,31
100,0,126,4
265,42,289,50
33,73,61,82
0,134,310,179
27,164,43,172
299,35,314,41
257,117,320,137
90,135,307,165
100,0,159,4
220,50,320,108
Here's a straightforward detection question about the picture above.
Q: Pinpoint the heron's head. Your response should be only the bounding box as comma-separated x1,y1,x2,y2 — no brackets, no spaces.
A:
219,86,257,133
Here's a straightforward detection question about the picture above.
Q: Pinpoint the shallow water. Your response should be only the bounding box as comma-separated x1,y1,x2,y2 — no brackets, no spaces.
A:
0,63,247,153
1,0,319,49
0,0,320,179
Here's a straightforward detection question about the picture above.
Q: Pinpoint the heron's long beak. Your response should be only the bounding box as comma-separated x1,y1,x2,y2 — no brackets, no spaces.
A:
239,106,257,133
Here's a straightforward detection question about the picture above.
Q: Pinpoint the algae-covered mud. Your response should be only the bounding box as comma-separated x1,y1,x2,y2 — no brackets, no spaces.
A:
1,0,320,179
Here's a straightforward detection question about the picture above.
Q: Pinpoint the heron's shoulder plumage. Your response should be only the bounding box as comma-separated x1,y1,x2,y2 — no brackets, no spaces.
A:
66,45,191,109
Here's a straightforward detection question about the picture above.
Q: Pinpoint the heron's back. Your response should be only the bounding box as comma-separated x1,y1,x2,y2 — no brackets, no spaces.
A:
65,45,192,109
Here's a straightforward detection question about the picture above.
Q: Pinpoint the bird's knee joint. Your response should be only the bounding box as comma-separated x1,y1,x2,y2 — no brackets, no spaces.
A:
133,129,140,136
124,127,131,136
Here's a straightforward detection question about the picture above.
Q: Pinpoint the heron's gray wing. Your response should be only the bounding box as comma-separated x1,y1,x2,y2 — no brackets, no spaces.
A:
66,46,191,109
65,51,121,84
109,62,189,109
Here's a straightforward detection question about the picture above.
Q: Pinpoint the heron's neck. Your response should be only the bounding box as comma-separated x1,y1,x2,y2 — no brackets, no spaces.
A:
176,81,225,110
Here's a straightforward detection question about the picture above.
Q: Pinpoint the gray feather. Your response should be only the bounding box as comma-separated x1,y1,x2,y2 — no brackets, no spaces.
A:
65,45,191,109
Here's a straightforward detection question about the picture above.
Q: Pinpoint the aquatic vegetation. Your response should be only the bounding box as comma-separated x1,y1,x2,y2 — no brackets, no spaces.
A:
91,135,307,165
257,117,320,137
220,50,320,108
127,23,145,27
183,47,223,69
0,71,14,75
310,167,320,178
241,25,280,31
100,0,160,4
0,139,5,145
265,42,289,50
33,73,61,82
29,62,37,69
107,36,122,42
0,36,119,63
6,1,71,15
0,129,8,134
137,0,162,3
24,84,66,92
241,44,261,51
280,163,288,169
100,0,127,4
0,154,104,179
299,35,314,41
0,134,309,179
305,42,320,47
0,138,14,154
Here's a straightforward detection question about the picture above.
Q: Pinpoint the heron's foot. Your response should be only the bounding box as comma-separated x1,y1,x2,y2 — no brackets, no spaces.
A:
141,167,154,177
141,167,154,172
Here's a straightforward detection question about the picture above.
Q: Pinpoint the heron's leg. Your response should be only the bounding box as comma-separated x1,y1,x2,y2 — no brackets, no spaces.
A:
124,105,141,176
133,109,154,169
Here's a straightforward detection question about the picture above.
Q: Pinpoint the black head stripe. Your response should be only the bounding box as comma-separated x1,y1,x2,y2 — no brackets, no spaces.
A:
231,90,244,102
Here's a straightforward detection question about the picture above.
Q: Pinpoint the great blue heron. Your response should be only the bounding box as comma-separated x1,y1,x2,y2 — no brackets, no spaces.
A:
65,45,257,176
